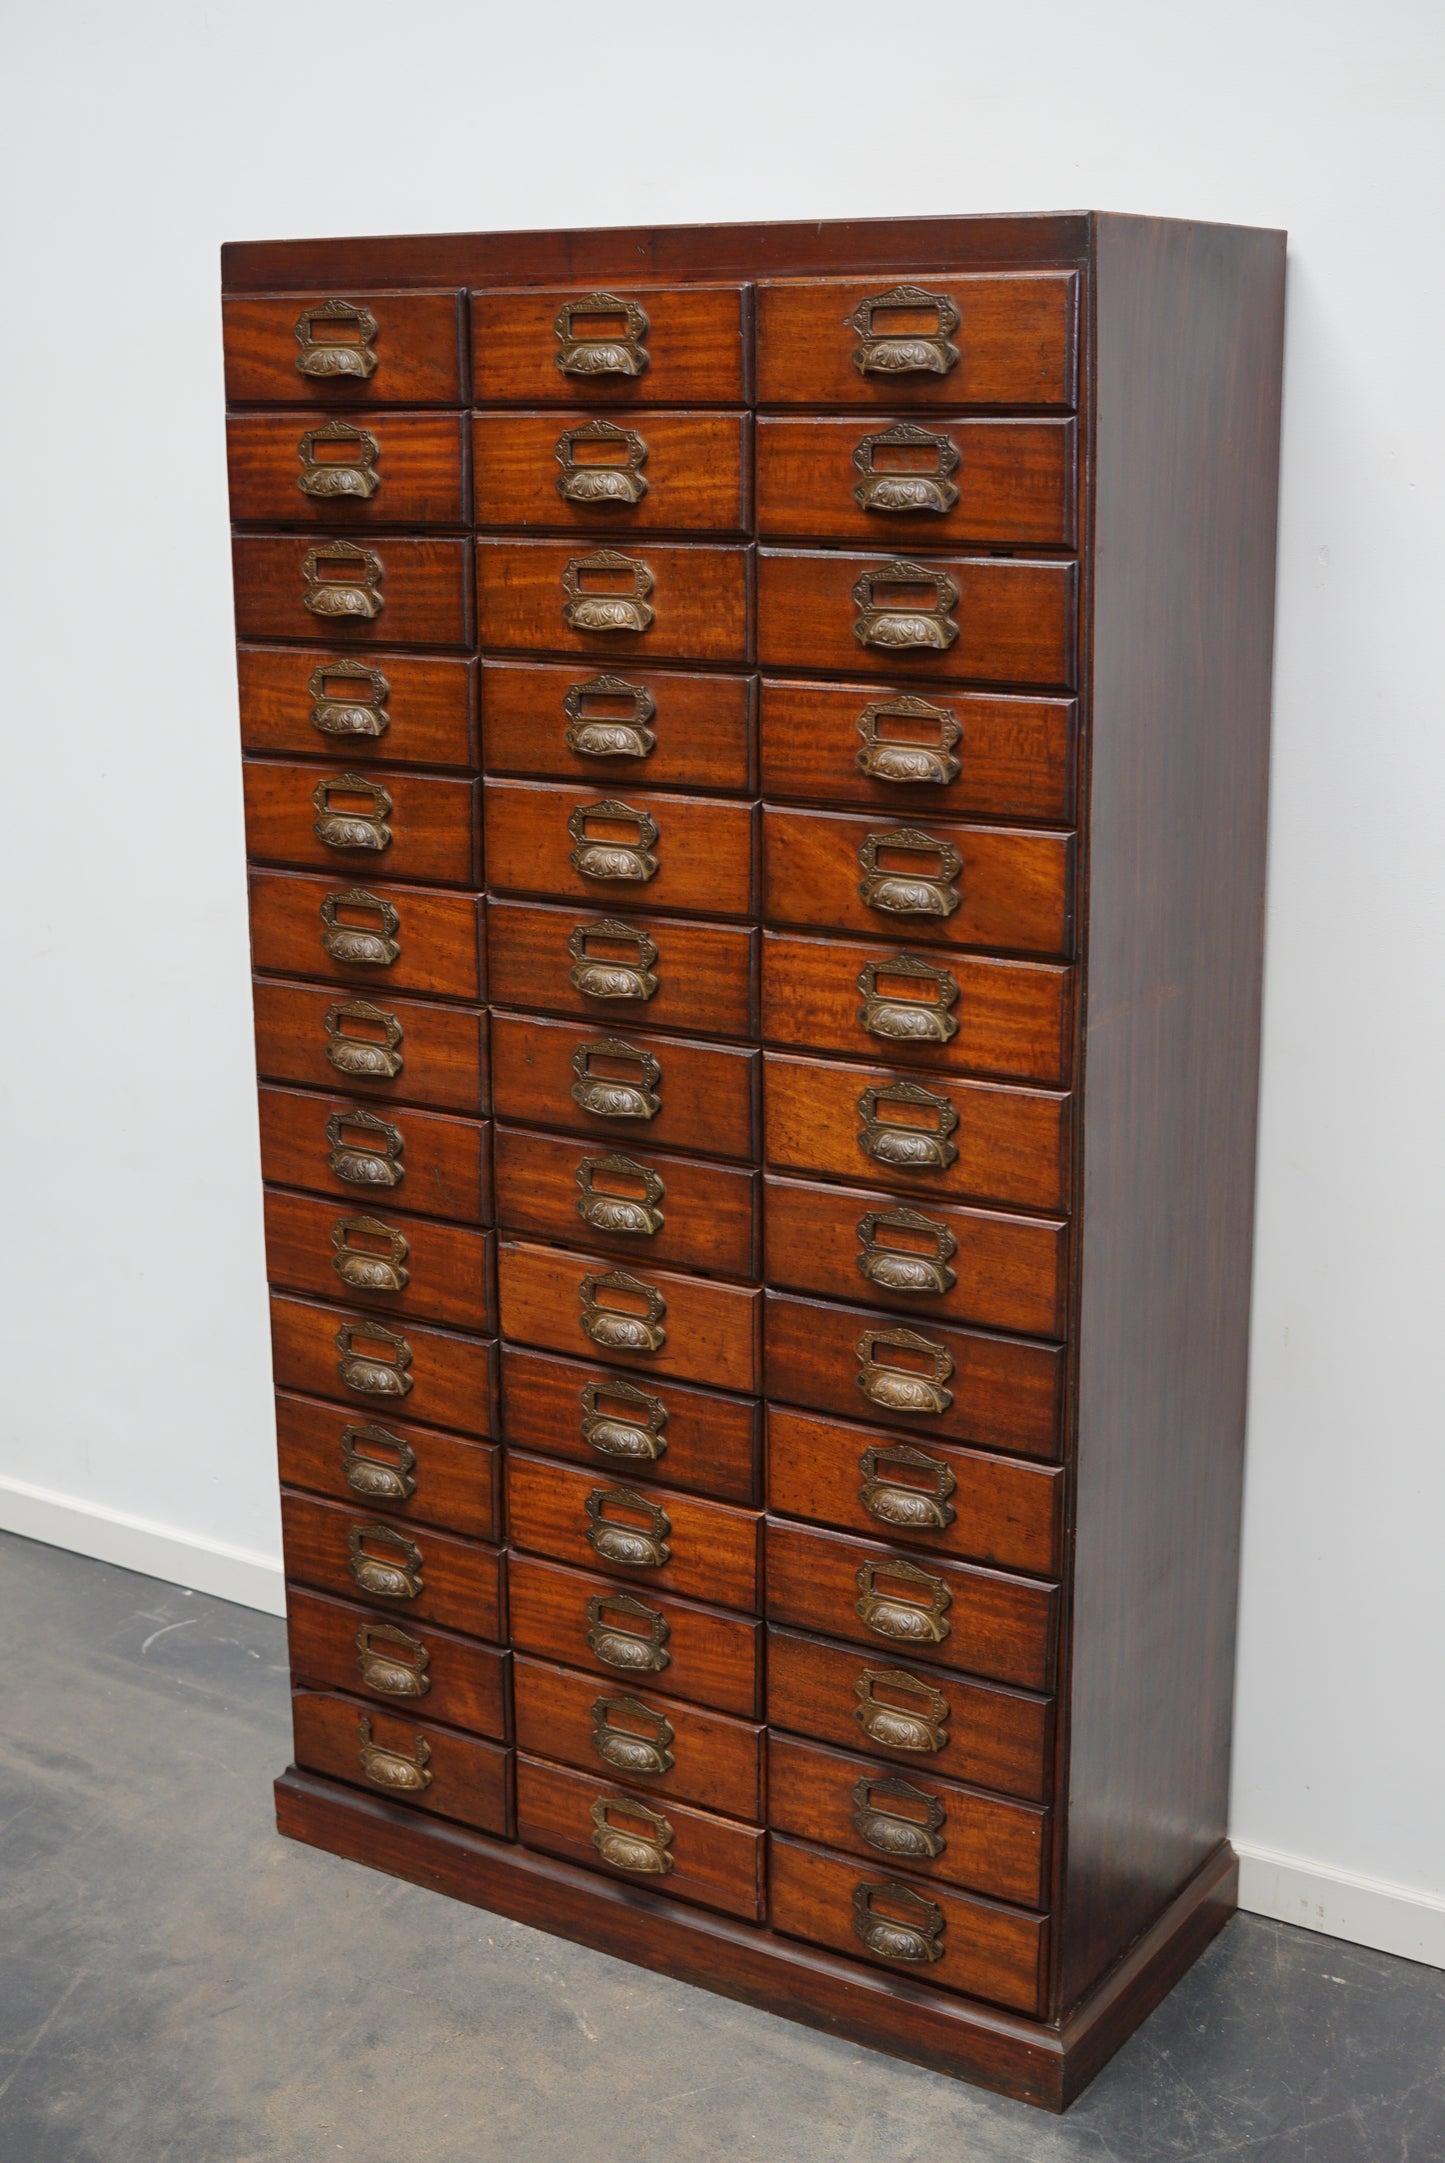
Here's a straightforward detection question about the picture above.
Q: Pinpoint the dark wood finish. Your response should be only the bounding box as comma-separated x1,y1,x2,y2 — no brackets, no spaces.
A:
514,1655,764,1820
501,1346,760,1506
498,1239,761,1395
508,1452,762,1613
233,533,472,648
517,1754,765,1923
485,779,755,919
476,538,750,666
244,760,479,886
222,290,465,404
482,658,754,794
473,411,750,534
491,1010,758,1163
287,1586,511,1738
275,1389,501,1541
269,1291,497,1439
248,869,484,1001
226,410,468,527
281,1488,504,1639
509,1554,762,1719
489,898,755,1040
237,645,476,768
252,978,488,1117
756,416,1075,548
493,1124,758,1279
291,1691,512,1837
471,285,749,405
264,1188,494,1333
258,1084,490,1225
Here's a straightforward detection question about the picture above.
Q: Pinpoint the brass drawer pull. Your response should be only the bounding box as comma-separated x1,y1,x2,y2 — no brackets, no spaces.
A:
357,1716,431,1793
851,1773,947,1863
857,825,961,919
853,421,960,515
347,1519,423,1601
579,1268,667,1355
856,1557,952,1646
562,548,655,635
568,797,659,884
586,1590,671,1674
320,888,400,969
356,1619,430,1699
571,1036,662,1121
855,1325,955,1417
856,1079,959,1171
310,659,391,740
298,418,380,500
586,1485,672,1570
859,1442,957,1533
854,1666,950,1755
555,290,650,378
853,559,959,653
294,296,378,379
335,1319,414,1399
852,1880,945,1966
331,1213,410,1294
856,1206,957,1297
556,419,649,506
312,772,393,853
575,1151,665,1237
856,693,961,788
324,997,404,1081
564,672,657,761
326,1107,405,1190
568,919,659,1003
302,540,383,621
340,1420,417,1503
580,1377,669,1464
590,1694,675,1777
591,1793,673,1875
857,952,959,1046
848,283,959,378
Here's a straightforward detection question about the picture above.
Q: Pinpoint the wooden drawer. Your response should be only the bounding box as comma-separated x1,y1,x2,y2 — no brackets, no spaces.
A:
269,1291,497,1439
226,410,468,526
767,1406,1062,1578
757,549,1075,690
287,1585,510,1739
471,285,749,406
489,898,755,1041
517,1753,764,1923
765,1293,1063,1461
762,807,1073,961
762,932,1072,1087
767,1627,1050,1803
476,539,750,666
763,1051,1069,1216
493,1124,758,1279
756,416,1076,548
770,1835,1046,2017
759,678,1075,826
491,1011,758,1164
764,1174,1066,1340
755,273,1078,409
237,646,476,768
253,978,488,1118
258,1085,490,1225
482,658,754,794
499,1239,761,1395
485,780,755,920
292,1688,511,1839
233,534,472,649
275,1388,500,1541
281,1488,504,1639
768,1733,1047,1909
507,1453,763,1613
766,1519,1056,1693
248,870,484,1002
264,1188,494,1333
508,1554,762,1719
244,761,480,887
501,1346,760,1507
222,290,465,405
514,1656,763,1821
473,410,749,534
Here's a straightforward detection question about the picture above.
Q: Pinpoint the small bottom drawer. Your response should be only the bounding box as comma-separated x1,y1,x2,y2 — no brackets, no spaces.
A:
517,1753,765,1922
514,1654,764,1821
292,1688,513,1838
288,1585,511,1741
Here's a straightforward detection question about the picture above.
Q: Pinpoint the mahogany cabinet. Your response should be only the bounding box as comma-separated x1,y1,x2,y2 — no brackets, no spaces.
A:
224,211,1285,2110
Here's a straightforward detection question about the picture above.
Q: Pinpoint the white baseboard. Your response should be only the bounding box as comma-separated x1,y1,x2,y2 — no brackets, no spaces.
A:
0,1472,286,1616
1236,1842,1445,1968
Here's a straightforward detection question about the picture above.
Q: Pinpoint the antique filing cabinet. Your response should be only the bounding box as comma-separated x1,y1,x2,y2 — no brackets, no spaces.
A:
223,212,1285,2110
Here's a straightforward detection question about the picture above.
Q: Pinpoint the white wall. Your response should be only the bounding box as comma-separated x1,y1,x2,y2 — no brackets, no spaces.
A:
4,0,1442,1966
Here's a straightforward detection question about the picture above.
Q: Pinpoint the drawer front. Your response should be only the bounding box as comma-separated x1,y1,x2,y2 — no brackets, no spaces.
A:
269,1292,497,1439
769,1835,1046,2016
233,534,472,649
275,1388,500,1541
765,1293,1063,1461
517,1754,764,1923
764,1174,1066,1340
768,1406,1062,1578
223,291,465,406
473,411,750,534
767,1627,1050,1803
471,285,749,406
763,807,1074,960
762,933,1072,1087
226,410,468,526
757,549,1075,690
482,659,754,794
489,898,755,1040
264,1189,494,1333
494,1124,758,1279
253,978,488,1118
476,539,750,667
500,1346,760,1507
281,1488,504,1639
288,1585,510,1739
485,780,756,920
507,1452,762,1613
755,274,1078,409
491,1011,758,1164
763,1051,1069,1216
258,1085,490,1226
766,1519,1056,1693
756,416,1076,549
499,1239,761,1395
768,1732,1047,1909
292,1688,512,1838
508,1554,761,1719
248,870,484,1002
515,1655,763,1820
238,646,475,768
244,761,479,887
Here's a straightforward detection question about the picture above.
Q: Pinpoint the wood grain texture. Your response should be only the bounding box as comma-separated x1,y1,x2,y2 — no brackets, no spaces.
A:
244,760,480,886
477,538,751,666
471,285,749,405
514,1654,764,1820
281,1488,504,1639
490,1009,758,1163
269,1291,497,1440
291,1691,512,1837
756,416,1075,548
493,1123,758,1279
287,1585,511,1738
275,1388,501,1541
258,1083,490,1224
252,978,488,1117
226,410,468,526
233,534,472,649
501,1345,760,1507
508,1553,762,1719
473,410,750,533
264,1187,494,1333
508,1451,763,1612
516,1753,765,1923
222,290,464,403
237,645,476,768
482,657,754,794
498,1238,761,1395
489,898,755,1040
485,778,756,918
248,869,484,1002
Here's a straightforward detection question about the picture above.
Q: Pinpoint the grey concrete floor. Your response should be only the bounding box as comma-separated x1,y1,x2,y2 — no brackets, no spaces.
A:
0,1530,1440,2163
